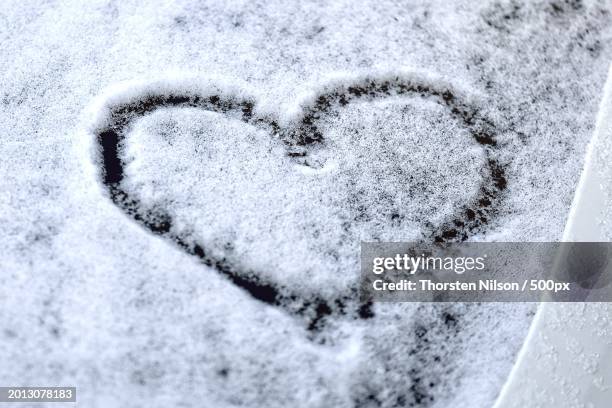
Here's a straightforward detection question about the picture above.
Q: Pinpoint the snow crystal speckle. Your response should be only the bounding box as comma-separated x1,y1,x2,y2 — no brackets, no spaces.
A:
1,0,611,407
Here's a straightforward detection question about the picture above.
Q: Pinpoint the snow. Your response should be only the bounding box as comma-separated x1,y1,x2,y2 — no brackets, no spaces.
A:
1,0,611,407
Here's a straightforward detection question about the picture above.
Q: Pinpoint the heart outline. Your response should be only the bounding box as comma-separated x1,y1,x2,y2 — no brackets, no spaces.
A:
93,75,507,330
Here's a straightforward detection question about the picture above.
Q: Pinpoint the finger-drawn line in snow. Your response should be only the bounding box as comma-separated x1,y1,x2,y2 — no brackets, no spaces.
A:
92,75,507,332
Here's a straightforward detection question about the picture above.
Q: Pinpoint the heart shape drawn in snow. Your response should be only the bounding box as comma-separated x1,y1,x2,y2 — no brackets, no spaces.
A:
91,74,507,330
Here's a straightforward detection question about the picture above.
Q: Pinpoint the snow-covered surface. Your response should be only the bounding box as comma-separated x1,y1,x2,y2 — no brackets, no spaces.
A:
1,1,611,407
495,65,612,408
562,64,612,242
